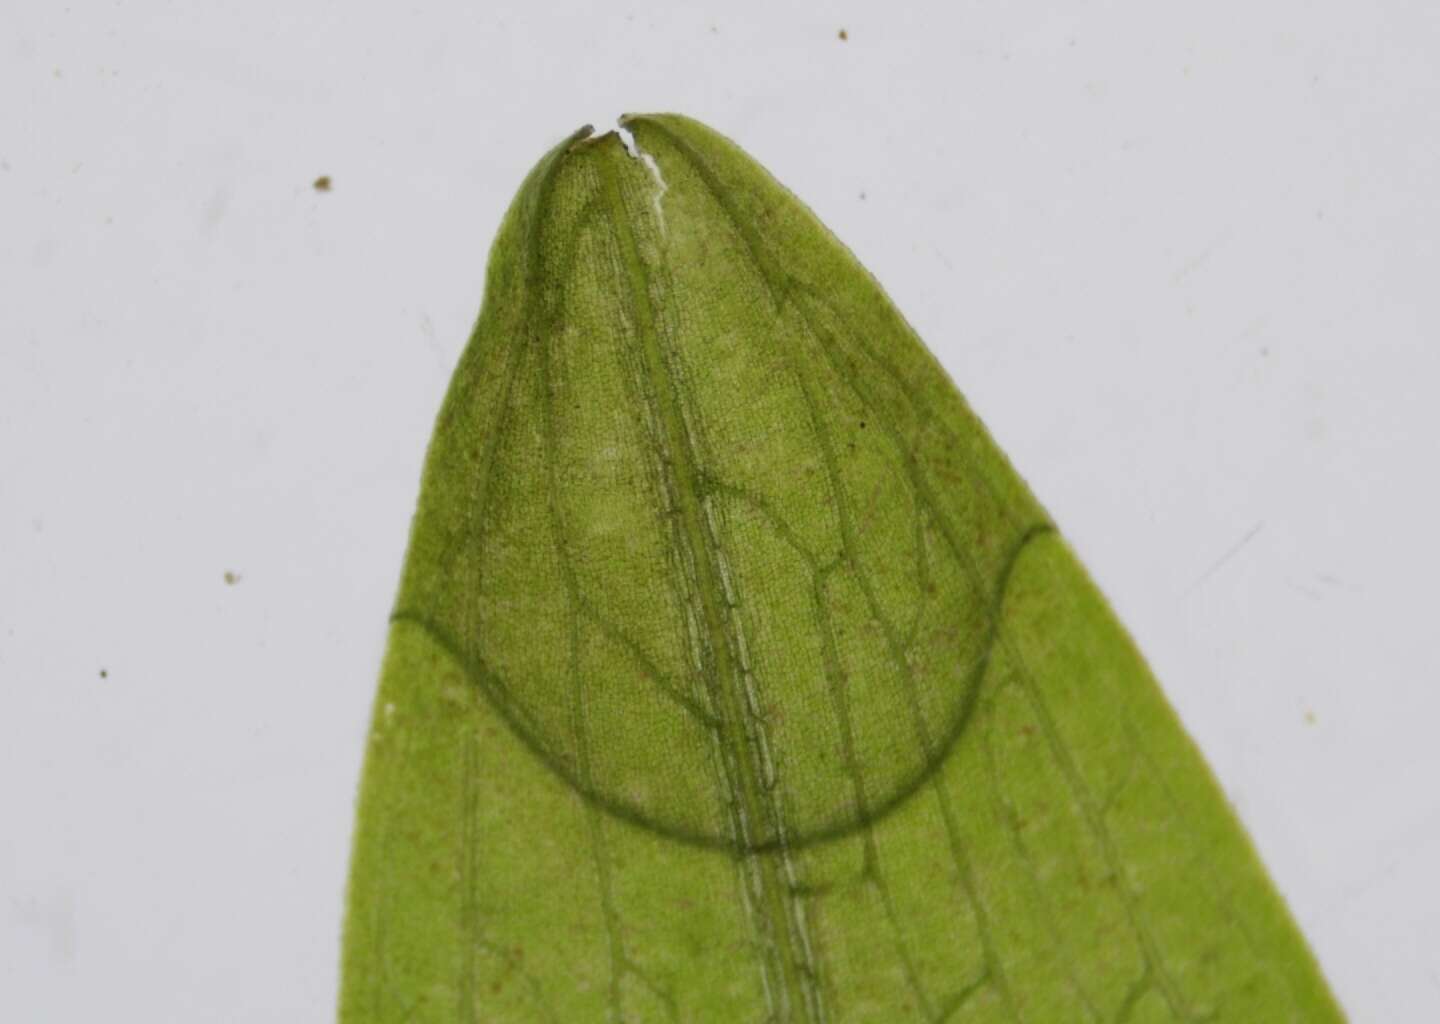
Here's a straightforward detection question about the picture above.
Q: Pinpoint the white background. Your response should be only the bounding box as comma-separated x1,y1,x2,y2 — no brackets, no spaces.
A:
3,1,1438,1020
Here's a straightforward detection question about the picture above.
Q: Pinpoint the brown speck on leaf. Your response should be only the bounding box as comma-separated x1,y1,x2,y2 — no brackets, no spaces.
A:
224,570,241,585
313,175,332,192
838,28,848,41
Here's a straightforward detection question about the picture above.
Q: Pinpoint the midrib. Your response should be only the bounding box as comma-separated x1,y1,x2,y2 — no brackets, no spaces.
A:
595,148,819,1024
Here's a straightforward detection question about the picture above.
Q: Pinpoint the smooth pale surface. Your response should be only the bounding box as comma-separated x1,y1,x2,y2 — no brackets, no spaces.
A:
340,117,1337,1021
3,2,1439,1021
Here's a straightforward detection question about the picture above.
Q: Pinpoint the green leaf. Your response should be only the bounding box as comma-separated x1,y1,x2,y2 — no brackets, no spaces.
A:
340,115,1341,1023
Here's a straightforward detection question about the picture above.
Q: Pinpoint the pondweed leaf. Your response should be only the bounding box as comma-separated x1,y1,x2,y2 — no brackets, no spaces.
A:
340,115,1341,1022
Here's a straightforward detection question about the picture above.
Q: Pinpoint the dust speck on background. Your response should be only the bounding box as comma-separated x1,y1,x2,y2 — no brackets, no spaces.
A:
224,570,241,585
99,669,108,679
838,28,848,41
313,175,332,192
1304,710,1317,725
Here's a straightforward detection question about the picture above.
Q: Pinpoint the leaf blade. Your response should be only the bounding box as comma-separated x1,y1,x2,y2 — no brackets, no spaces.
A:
340,116,1341,1023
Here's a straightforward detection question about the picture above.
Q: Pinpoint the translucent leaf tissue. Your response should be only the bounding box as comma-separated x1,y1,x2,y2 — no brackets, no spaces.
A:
339,115,1340,1023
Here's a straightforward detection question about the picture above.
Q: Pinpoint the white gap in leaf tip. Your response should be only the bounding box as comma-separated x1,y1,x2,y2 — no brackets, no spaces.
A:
616,119,669,237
